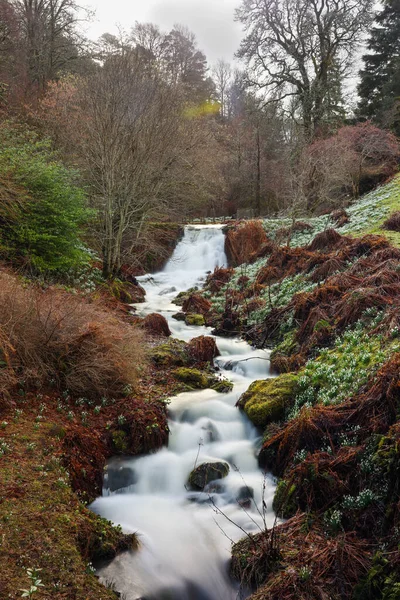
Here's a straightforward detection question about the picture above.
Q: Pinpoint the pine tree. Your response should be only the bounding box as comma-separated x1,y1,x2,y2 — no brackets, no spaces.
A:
358,0,400,134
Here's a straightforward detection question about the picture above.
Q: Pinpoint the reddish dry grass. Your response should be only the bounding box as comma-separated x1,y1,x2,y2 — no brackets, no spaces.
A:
232,514,371,600
182,294,212,315
331,208,350,227
225,221,270,266
0,272,147,401
142,312,171,337
383,210,400,232
188,335,219,363
205,267,234,293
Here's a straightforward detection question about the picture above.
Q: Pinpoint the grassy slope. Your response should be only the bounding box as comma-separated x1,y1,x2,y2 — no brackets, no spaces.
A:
197,177,400,599
263,174,400,248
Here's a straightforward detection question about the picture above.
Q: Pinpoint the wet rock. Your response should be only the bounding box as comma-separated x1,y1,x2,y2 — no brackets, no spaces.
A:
172,312,186,321
172,367,209,389
159,286,177,296
173,287,199,306
104,464,136,493
211,378,234,393
150,338,191,367
188,461,230,491
201,421,220,443
236,486,254,509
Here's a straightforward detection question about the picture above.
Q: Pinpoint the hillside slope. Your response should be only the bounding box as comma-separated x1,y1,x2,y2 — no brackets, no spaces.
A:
182,178,400,600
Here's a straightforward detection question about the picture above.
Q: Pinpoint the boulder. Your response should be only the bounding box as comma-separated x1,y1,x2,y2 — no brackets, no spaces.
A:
172,312,186,321
188,461,230,491
150,338,190,367
236,485,254,509
104,464,136,493
237,373,298,428
173,287,199,306
172,367,209,389
172,367,233,393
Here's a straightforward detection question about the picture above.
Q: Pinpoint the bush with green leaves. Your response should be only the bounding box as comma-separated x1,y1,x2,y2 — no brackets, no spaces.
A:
0,123,92,274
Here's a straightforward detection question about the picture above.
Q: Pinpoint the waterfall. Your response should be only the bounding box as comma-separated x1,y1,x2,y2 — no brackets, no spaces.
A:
90,225,276,600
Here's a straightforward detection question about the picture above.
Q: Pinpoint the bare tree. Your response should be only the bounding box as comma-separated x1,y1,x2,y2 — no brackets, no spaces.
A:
12,0,86,90
80,47,224,277
212,59,231,117
236,0,374,139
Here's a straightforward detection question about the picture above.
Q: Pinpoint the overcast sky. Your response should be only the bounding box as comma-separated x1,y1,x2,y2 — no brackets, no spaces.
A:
82,0,244,64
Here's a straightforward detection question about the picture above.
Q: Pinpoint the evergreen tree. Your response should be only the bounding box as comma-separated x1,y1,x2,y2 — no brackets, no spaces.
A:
358,0,400,134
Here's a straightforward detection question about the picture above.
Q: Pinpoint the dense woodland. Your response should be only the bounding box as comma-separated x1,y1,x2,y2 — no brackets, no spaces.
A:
1,1,400,599
0,0,398,278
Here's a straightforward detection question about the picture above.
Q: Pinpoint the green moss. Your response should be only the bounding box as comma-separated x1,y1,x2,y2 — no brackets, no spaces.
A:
172,367,210,389
211,379,234,393
272,479,298,519
172,367,230,392
185,313,205,326
150,338,191,367
270,330,299,361
353,552,400,600
238,373,298,427
111,430,129,454
173,287,198,306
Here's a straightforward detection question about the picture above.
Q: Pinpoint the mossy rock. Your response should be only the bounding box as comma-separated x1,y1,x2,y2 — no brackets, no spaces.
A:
185,313,205,326
172,367,210,389
238,373,298,428
211,378,234,393
188,461,230,490
173,287,198,306
150,338,191,367
272,479,298,519
173,367,232,392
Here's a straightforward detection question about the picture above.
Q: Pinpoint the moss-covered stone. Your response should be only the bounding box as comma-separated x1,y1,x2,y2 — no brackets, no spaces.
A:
238,373,298,428
185,313,205,326
188,461,230,490
172,367,232,392
150,338,191,367
211,379,234,393
173,287,199,306
272,479,298,519
172,367,210,389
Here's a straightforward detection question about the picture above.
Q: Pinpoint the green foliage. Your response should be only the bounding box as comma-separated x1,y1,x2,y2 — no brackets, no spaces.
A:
0,123,92,274
353,552,400,600
272,479,298,518
290,321,394,417
358,0,400,135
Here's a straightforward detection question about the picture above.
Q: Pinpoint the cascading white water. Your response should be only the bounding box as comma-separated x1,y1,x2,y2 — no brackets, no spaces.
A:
90,225,276,600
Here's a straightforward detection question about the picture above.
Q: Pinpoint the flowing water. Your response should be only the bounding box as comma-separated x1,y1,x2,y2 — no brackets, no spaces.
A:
91,226,277,600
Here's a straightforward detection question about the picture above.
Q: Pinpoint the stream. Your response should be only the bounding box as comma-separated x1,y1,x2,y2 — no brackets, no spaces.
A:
90,225,277,600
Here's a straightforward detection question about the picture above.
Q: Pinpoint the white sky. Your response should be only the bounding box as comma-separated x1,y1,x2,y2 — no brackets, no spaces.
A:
82,0,244,64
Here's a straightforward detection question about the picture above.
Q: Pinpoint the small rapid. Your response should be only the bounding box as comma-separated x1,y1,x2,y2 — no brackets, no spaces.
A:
90,225,276,600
